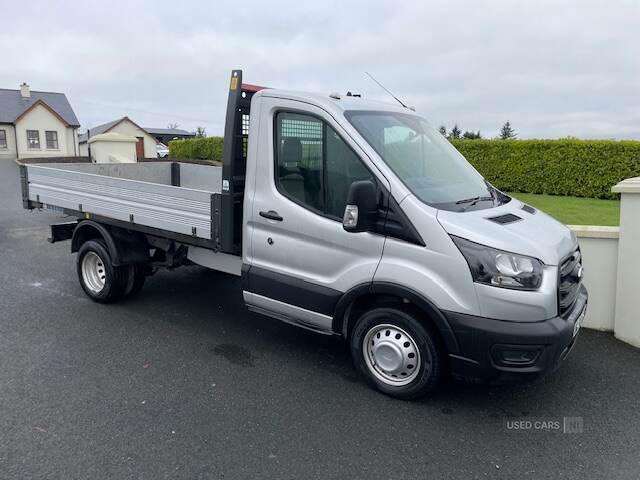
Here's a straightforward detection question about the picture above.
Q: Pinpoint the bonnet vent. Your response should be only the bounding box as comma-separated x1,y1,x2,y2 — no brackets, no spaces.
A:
521,204,536,214
487,213,522,225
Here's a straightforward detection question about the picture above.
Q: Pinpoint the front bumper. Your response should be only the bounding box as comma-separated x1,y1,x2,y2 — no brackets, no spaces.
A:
443,285,588,384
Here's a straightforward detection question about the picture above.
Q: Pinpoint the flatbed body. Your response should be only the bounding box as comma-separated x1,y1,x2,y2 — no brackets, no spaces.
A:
23,161,221,241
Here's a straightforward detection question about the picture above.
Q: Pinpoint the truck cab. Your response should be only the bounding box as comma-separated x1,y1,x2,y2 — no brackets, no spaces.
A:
240,79,586,398
22,70,587,399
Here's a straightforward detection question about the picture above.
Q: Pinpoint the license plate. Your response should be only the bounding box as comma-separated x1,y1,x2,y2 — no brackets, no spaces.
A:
573,306,586,337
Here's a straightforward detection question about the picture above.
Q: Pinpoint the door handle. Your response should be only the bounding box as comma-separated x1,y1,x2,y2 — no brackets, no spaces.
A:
259,210,283,221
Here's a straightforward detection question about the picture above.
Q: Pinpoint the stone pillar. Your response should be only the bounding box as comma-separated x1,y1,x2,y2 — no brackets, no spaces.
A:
612,177,640,348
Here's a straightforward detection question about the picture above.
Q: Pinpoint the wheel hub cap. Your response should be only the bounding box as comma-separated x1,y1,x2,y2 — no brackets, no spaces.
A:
372,342,404,373
363,324,421,386
81,251,106,293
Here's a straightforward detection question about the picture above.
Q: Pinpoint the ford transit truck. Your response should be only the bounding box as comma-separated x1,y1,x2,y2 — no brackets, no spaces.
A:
20,70,587,399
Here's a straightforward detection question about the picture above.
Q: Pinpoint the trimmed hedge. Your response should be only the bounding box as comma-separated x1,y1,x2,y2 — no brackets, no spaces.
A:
451,139,640,199
169,137,224,162
170,136,640,200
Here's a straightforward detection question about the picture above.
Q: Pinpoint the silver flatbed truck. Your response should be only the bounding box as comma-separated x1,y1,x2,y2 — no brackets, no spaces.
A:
21,70,587,399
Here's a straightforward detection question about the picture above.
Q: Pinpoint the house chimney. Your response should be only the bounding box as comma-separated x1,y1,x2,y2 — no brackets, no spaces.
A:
20,82,31,98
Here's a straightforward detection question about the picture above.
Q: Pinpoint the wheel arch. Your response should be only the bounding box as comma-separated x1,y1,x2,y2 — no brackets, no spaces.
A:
71,220,149,266
333,282,460,354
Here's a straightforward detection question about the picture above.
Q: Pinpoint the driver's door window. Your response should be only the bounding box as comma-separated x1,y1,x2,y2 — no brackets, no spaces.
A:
275,111,374,220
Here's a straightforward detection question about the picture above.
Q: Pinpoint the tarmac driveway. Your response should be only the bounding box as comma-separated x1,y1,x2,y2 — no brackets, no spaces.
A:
1,159,639,479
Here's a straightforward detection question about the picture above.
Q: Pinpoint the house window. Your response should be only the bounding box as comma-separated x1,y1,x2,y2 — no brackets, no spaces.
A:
0,130,6,149
45,131,59,149
26,130,40,149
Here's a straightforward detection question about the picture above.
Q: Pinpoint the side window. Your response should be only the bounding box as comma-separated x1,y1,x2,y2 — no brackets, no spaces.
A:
325,127,374,218
275,111,375,219
275,112,324,211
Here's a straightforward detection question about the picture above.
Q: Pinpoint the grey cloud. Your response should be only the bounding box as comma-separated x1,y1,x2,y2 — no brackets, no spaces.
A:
1,0,638,138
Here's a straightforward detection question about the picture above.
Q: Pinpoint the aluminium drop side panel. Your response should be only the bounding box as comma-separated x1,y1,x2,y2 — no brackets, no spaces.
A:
25,164,214,239
178,162,223,191
46,162,174,184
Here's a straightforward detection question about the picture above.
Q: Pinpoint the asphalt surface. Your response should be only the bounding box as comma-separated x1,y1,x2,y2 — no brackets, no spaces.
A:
1,160,639,479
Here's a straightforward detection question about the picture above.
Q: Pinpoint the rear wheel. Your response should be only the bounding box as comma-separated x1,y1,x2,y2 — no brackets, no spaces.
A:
123,264,147,299
77,239,129,303
350,307,444,399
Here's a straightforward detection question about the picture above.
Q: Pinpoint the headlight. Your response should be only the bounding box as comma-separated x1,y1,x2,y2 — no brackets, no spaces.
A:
451,236,543,290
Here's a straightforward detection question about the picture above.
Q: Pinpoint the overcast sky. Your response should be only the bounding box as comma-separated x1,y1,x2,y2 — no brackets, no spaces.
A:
1,0,638,139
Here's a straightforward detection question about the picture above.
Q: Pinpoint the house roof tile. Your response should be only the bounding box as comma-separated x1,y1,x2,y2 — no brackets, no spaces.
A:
0,88,80,127
79,120,195,143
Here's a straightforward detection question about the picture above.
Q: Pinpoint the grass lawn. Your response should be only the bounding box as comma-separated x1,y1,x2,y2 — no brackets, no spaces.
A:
507,192,620,226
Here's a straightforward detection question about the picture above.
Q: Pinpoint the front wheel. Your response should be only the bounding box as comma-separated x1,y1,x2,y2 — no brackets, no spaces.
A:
350,307,444,400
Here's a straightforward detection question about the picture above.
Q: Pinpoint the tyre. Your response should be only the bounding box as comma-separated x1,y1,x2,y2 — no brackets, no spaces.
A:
76,239,129,303
350,307,444,400
123,263,147,299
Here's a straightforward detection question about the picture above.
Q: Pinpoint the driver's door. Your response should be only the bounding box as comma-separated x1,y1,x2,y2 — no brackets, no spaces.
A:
245,98,388,331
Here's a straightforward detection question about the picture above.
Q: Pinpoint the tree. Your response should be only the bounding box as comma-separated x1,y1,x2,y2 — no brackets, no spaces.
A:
195,126,207,138
500,121,517,140
449,124,461,140
462,130,482,140
167,123,180,130
438,125,447,137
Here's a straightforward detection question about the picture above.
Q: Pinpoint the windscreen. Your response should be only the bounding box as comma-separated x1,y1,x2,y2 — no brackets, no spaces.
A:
346,111,503,211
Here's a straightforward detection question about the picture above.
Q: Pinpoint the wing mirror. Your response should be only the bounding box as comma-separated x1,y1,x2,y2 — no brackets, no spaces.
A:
343,180,378,232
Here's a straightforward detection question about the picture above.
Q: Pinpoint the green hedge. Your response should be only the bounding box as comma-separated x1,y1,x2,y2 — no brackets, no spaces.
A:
451,139,640,199
170,137,640,200
169,137,224,162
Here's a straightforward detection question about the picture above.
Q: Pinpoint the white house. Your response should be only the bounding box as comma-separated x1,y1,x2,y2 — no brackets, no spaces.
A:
0,83,80,160
79,117,158,160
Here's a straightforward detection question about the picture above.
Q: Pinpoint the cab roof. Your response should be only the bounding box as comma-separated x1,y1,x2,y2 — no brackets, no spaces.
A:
257,88,416,118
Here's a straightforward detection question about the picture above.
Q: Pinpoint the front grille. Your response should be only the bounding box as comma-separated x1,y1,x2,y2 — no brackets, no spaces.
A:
558,249,583,316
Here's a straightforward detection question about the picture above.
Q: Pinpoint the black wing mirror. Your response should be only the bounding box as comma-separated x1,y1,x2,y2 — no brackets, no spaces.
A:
343,180,378,232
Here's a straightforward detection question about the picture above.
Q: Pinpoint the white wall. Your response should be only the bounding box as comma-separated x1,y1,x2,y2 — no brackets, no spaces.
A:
0,124,17,160
107,120,156,160
66,128,79,156
14,104,78,158
567,178,640,349
79,141,88,156
570,226,619,331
